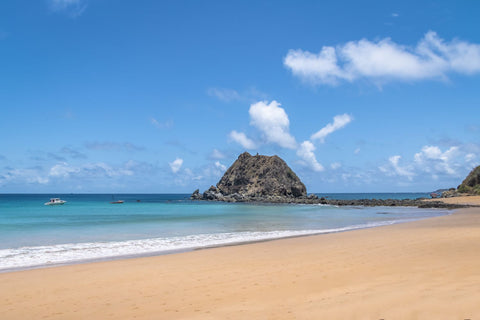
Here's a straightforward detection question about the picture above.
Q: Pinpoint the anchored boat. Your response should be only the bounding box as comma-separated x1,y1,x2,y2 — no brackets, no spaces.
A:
44,198,67,206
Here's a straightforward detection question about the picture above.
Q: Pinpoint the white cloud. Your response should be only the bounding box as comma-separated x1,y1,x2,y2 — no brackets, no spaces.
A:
311,114,353,143
284,47,346,85
207,87,269,103
284,31,480,86
378,144,474,184
169,158,183,174
207,88,241,102
296,141,324,172
229,130,257,149
215,161,227,172
228,101,352,172
249,100,297,149
331,162,341,170
465,153,476,163
210,149,226,159
297,113,352,171
414,145,459,175
0,168,49,186
380,155,415,180
49,162,134,179
49,162,79,178
0,161,144,188
48,0,87,17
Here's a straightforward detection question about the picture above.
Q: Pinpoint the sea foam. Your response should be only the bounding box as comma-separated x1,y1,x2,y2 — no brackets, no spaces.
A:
0,220,405,272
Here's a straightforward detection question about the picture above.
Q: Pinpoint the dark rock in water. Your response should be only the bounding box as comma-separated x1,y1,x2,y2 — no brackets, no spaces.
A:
457,165,480,195
217,152,307,198
190,152,476,209
191,189,202,200
191,152,306,202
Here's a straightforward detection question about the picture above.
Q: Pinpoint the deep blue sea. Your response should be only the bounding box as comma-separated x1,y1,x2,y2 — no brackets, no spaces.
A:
0,193,450,272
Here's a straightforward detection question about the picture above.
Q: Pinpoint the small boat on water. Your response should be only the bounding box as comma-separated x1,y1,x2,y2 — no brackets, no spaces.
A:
110,195,124,204
44,198,67,206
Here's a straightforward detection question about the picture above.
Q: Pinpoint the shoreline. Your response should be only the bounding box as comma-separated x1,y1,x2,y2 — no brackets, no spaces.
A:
0,204,451,274
1,200,479,319
193,189,477,208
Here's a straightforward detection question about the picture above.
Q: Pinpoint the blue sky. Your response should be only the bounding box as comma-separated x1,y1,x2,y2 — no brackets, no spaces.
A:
1,0,479,193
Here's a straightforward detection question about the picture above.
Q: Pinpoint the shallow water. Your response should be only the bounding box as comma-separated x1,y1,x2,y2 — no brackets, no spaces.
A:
0,193,449,271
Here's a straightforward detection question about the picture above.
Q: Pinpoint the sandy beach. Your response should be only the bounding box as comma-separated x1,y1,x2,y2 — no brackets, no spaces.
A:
1,199,479,319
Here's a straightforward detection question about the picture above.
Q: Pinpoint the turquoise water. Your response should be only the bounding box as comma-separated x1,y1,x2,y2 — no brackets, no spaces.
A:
0,193,448,271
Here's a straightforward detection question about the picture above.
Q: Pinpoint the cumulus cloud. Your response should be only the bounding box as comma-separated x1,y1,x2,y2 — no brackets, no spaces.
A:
379,144,477,184
296,141,324,172
249,101,297,149
169,158,183,174
296,113,352,172
386,155,415,180
229,130,257,149
311,114,353,143
414,145,459,175
284,31,480,85
229,100,352,172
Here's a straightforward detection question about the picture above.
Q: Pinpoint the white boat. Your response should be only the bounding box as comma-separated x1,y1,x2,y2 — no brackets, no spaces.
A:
44,198,67,206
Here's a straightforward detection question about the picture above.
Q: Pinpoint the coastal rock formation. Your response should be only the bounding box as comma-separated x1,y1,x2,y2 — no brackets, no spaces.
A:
218,152,306,198
457,165,480,195
192,152,307,202
190,152,473,208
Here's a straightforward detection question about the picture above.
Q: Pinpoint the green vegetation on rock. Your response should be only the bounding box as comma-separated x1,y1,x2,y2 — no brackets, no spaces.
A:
457,165,480,195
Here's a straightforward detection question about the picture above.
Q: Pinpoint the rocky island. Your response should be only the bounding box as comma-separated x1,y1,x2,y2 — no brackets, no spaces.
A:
191,152,310,203
191,152,475,208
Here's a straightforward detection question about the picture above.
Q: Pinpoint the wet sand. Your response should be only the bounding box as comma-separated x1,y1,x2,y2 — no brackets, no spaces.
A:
1,206,479,319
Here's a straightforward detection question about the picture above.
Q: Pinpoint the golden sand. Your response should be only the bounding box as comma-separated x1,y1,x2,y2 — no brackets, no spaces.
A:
1,207,479,319
424,195,480,206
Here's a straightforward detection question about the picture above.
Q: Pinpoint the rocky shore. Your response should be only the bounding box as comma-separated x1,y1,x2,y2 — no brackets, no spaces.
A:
191,187,470,209
191,152,477,209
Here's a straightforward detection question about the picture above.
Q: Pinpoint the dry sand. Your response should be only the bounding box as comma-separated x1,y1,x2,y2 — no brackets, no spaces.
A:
424,195,480,206
1,206,479,319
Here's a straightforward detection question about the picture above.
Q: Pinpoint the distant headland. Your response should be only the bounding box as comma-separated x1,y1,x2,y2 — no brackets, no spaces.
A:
192,152,478,209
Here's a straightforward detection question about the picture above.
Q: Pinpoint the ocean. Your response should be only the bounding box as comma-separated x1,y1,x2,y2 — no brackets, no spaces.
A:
0,193,450,272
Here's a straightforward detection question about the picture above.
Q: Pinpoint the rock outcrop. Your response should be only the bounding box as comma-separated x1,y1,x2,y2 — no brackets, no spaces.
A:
457,165,480,195
192,152,308,202
218,152,306,198
190,152,475,208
